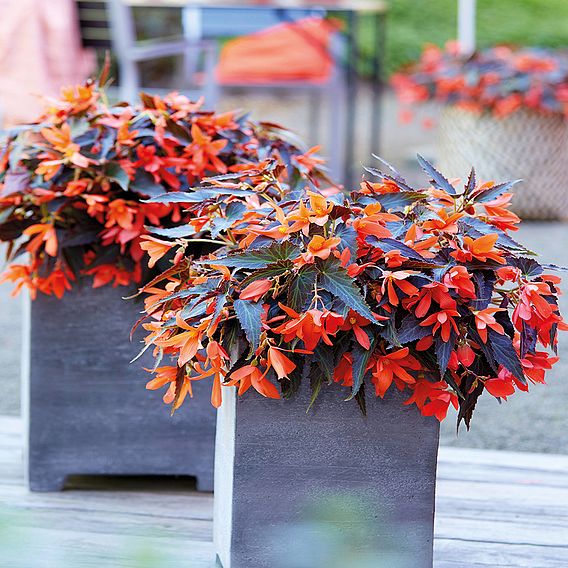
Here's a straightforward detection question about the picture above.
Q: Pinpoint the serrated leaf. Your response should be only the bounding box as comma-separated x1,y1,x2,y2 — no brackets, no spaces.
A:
520,321,537,359
334,223,358,258
366,236,434,263
104,162,130,191
148,224,197,238
375,191,426,211
473,180,521,203
459,217,533,253
131,170,166,197
313,343,335,382
210,202,247,238
241,260,293,287
397,314,431,343
146,187,255,204
165,117,192,144
509,257,543,278
417,153,456,195
202,240,301,269
464,167,476,196
347,336,376,400
233,299,263,351
471,271,496,310
317,258,377,322
488,328,525,383
457,377,483,431
435,334,456,377
287,264,317,311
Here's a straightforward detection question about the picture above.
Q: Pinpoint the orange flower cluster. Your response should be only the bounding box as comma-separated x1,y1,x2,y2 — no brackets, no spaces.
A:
392,43,568,120
137,155,566,426
0,76,329,299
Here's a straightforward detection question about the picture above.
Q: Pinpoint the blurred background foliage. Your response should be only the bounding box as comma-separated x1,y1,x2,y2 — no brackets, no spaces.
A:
380,0,568,75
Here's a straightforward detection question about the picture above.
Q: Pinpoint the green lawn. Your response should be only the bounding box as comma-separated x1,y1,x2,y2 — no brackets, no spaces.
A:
368,0,568,75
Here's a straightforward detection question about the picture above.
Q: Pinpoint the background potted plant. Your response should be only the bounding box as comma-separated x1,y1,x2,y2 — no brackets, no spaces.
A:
0,69,330,491
392,43,568,220
135,155,565,567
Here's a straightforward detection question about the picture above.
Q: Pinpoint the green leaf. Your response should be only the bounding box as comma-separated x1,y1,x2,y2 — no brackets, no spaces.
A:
347,336,376,400
146,187,254,204
210,202,247,238
201,240,301,269
435,334,456,377
375,191,426,211
473,180,521,203
417,153,456,195
488,328,526,383
233,299,264,351
287,264,317,311
165,117,192,144
313,343,335,382
131,170,165,197
104,162,130,191
240,260,293,286
148,224,197,238
317,258,377,323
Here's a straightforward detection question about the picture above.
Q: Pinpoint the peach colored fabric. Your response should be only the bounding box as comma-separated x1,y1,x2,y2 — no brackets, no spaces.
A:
216,17,339,85
0,0,95,126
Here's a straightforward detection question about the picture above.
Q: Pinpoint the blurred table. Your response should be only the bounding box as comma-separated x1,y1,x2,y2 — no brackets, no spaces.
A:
128,0,388,187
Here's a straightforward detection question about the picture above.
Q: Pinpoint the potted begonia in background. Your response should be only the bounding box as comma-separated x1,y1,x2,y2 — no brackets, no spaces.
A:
0,70,330,491
136,155,565,567
392,44,568,220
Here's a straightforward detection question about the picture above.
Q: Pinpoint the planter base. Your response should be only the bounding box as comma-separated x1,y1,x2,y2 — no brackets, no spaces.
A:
24,284,216,492
214,384,440,568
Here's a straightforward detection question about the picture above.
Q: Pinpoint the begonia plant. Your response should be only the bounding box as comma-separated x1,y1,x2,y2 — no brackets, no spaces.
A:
136,155,566,427
392,43,568,119
0,71,329,298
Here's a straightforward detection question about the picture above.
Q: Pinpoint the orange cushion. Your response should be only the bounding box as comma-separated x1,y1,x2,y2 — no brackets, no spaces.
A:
216,17,340,85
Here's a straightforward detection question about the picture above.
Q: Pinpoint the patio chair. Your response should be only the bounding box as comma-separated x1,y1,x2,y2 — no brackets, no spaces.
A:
76,0,218,104
183,7,349,181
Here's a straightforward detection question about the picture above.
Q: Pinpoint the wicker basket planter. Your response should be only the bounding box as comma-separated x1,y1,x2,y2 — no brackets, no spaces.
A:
22,282,216,492
214,384,440,568
437,106,568,220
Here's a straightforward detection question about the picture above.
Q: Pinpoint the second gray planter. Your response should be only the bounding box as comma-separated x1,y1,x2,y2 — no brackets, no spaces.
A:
23,282,216,491
214,382,440,568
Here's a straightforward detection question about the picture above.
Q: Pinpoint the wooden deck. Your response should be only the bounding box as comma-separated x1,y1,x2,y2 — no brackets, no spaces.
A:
1,416,567,568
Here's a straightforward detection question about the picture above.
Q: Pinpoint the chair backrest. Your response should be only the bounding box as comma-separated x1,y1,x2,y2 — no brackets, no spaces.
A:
183,6,327,41
76,0,112,48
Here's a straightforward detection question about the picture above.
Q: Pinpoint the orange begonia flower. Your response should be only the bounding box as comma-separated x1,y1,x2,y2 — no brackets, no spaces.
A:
473,308,505,343
226,365,280,399
299,235,341,264
451,233,506,264
420,308,461,342
140,236,173,268
23,223,58,257
239,279,272,301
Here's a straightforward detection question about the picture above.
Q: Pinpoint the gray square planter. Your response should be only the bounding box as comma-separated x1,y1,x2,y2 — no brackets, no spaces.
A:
22,282,216,492
214,383,440,568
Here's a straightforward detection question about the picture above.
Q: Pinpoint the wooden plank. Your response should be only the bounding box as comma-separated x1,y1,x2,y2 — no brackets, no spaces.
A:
0,415,23,436
434,538,568,568
1,415,568,567
438,446,568,473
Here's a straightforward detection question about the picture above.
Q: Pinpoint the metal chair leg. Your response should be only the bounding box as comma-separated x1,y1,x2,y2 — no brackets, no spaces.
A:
119,59,141,103
327,74,348,184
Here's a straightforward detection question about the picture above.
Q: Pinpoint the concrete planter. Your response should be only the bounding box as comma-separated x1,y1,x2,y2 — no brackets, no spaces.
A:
214,383,440,568
22,282,216,492
437,106,568,220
